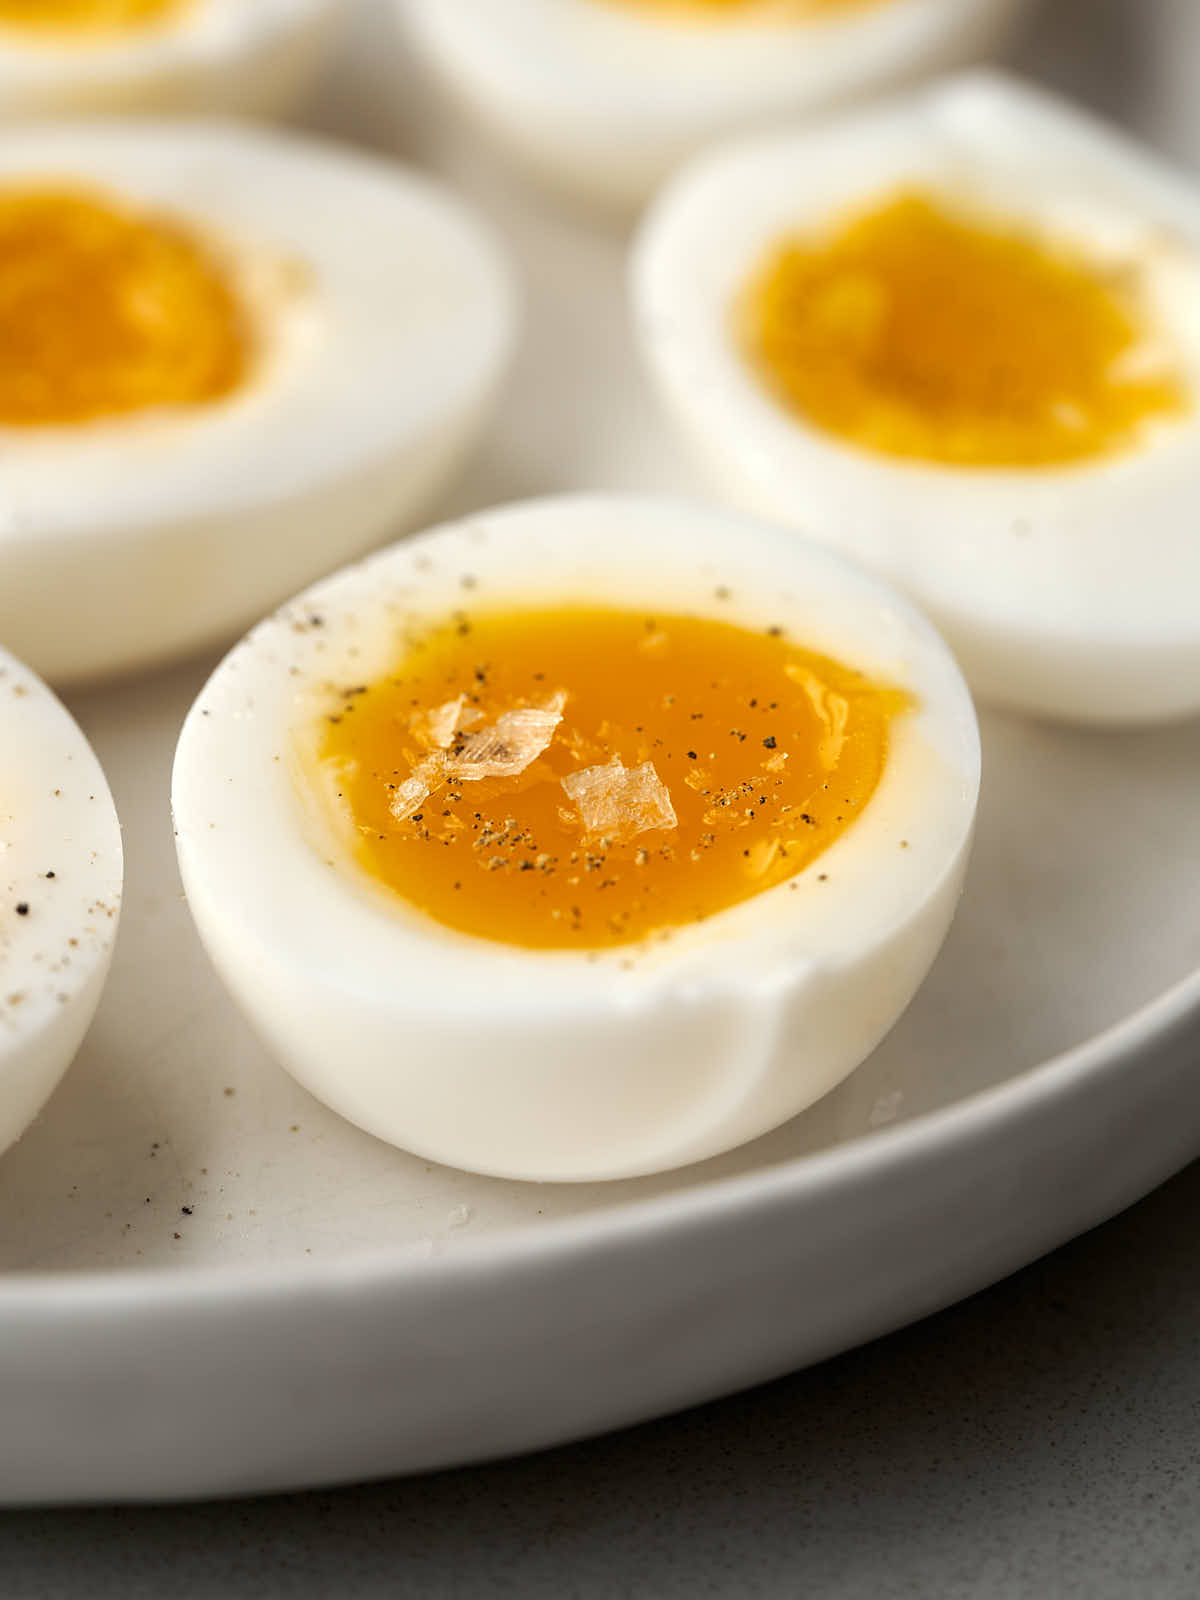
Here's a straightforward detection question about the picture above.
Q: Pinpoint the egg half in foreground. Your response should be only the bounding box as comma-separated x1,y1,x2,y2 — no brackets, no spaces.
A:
0,0,343,119
0,645,122,1158
172,496,979,1183
396,0,1029,209
0,120,515,685
632,73,1200,723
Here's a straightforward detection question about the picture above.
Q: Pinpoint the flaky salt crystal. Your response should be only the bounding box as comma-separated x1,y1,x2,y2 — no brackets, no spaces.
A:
389,692,567,822
389,755,444,822
817,696,849,769
444,690,567,781
411,695,482,752
786,665,849,769
561,758,677,844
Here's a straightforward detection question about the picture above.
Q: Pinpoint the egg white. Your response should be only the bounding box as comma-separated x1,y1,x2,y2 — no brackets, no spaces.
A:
0,645,122,1158
395,0,1030,209
0,119,517,686
0,0,344,119
631,72,1200,725
172,494,979,1184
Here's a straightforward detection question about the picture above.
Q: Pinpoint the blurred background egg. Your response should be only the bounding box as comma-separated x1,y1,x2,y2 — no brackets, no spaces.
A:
0,0,345,120
0,119,516,686
632,72,1200,723
0,644,122,1158
395,0,1032,209
172,494,979,1183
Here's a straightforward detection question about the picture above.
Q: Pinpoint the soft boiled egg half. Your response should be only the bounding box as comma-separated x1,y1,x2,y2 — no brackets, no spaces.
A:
632,73,1200,723
396,0,1030,209
0,0,343,120
0,645,122,1158
172,495,979,1183
0,120,515,686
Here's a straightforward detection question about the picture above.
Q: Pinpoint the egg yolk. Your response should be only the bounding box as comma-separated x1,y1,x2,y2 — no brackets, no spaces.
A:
0,186,250,426
0,0,182,34
609,0,881,18
316,605,905,951
740,188,1189,468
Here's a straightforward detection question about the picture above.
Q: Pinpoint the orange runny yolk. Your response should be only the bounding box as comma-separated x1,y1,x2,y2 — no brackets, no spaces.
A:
740,188,1189,468
315,605,907,951
0,0,181,34
0,186,250,426
609,0,883,20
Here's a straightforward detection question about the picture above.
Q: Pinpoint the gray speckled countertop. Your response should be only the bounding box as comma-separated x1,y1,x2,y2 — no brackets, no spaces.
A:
4,0,1200,1590
3,1159,1199,1596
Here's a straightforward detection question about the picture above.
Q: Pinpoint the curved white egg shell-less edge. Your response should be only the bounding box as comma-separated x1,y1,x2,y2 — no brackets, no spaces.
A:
172,495,980,1184
632,72,1200,724
0,121,517,687
396,0,1031,209
0,0,343,119
0,647,122,1158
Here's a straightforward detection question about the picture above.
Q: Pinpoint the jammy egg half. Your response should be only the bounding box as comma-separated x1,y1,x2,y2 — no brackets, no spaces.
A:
172,495,979,1183
0,0,343,120
395,0,1029,209
632,73,1200,723
0,120,515,686
0,645,122,1158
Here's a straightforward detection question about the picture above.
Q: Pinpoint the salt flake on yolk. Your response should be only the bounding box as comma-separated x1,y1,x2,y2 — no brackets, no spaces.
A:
390,691,567,824
561,758,677,845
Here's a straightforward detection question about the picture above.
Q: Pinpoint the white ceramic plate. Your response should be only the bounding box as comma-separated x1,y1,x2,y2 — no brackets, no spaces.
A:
1,0,1199,1506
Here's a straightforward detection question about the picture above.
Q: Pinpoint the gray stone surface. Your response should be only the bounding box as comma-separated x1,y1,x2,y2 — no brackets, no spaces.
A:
4,1158,1200,1596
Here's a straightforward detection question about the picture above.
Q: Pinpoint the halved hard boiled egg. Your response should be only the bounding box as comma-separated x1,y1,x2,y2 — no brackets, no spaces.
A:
0,645,122,1158
0,0,343,120
632,73,1200,723
172,495,979,1183
0,120,516,685
396,0,1030,209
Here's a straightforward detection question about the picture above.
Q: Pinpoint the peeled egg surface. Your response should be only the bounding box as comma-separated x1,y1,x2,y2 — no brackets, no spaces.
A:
0,120,516,686
632,73,1200,724
172,495,979,1184
395,0,1030,209
0,0,344,120
0,645,122,1158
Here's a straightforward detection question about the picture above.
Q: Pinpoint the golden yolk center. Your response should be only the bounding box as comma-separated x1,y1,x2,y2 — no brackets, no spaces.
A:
0,186,250,426
740,188,1189,468
608,0,882,19
0,0,182,35
314,605,905,951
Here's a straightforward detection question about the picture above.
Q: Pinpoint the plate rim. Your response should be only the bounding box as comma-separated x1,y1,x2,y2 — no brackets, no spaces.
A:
3,950,1198,1315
